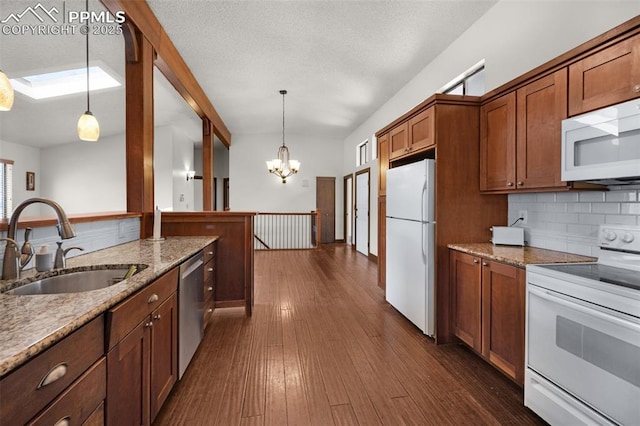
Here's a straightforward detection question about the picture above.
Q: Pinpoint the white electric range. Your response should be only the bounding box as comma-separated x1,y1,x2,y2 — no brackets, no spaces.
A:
525,224,640,426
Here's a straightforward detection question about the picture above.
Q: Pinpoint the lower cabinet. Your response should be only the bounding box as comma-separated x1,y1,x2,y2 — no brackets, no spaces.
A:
450,250,525,385
203,242,217,329
106,268,179,425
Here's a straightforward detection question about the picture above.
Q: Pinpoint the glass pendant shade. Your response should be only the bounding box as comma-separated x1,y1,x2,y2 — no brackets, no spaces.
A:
78,111,100,141
267,90,300,184
0,70,14,111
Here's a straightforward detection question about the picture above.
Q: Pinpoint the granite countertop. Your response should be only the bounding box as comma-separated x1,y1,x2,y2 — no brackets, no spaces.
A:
0,236,217,377
447,243,596,268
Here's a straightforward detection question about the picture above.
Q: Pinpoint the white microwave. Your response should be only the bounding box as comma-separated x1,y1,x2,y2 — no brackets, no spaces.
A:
562,98,640,185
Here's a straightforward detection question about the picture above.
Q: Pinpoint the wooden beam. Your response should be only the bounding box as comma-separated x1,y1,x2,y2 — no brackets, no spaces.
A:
100,0,232,147
124,27,155,232
203,119,214,211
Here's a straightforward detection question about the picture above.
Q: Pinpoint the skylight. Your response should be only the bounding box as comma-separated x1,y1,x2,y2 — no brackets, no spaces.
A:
10,66,121,100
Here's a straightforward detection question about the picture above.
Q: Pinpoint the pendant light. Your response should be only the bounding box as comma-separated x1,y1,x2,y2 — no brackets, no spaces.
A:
266,90,300,184
77,0,99,141
0,69,14,111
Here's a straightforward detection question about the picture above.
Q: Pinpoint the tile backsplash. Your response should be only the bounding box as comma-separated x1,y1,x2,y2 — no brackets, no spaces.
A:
508,188,640,257
0,217,140,276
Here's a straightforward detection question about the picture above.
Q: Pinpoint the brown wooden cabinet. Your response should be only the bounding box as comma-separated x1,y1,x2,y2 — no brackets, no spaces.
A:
569,32,640,116
481,259,525,385
106,268,179,426
203,242,217,329
481,69,568,192
450,250,525,385
388,106,435,161
450,251,482,352
0,316,105,426
407,106,435,152
389,121,409,160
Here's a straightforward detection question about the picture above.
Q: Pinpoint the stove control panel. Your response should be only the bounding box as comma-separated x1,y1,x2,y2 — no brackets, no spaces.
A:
599,225,640,253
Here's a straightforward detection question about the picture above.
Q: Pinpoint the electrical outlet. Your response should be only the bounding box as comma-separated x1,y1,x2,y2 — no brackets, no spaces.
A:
518,210,528,225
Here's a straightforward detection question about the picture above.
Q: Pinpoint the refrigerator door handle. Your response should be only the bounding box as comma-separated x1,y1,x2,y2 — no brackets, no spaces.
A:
421,222,427,263
421,181,427,223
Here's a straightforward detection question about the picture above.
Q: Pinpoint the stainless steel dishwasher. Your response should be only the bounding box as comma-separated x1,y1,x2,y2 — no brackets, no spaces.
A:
178,251,204,379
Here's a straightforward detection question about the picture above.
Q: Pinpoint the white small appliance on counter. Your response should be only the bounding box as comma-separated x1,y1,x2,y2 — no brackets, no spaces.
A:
490,226,524,246
525,225,640,425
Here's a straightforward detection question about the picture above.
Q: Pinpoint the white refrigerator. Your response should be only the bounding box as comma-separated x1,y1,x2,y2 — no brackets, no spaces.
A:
386,159,435,336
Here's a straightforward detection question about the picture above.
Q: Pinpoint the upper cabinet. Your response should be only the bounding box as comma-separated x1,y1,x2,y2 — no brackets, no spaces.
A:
389,106,435,161
569,33,640,116
480,69,568,192
378,133,389,196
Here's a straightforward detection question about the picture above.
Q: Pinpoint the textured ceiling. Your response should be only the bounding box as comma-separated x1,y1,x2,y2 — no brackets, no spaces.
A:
146,0,497,139
1,0,497,149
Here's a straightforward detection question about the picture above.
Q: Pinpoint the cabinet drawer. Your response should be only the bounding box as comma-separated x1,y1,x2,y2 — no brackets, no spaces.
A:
204,261,215,283
203,298,214,329
204,242,216,264
0,316,104,426
107,267,178,350
204,276,215,300
28,357,106,426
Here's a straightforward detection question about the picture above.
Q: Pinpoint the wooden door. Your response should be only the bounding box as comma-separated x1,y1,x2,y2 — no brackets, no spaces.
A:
343,174,353,245
389,122,409,160
107,320,150,426
150,293,178,422
569,33,640,115
223,178,229,211
316,177,335,244
516,69,567,190
481,260,525,385
408,106,435,153
354,170,369,256
480,92,516,191
450,251,482,352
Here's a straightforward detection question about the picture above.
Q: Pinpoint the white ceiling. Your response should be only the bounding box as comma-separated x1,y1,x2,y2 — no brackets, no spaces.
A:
1,0,497,149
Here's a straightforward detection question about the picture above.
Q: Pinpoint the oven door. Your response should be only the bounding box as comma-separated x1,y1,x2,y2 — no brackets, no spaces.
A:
527,283,640,425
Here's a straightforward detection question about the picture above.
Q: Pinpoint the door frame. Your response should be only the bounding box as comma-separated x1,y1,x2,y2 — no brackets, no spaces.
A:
354,168,370,256
343,173,354,246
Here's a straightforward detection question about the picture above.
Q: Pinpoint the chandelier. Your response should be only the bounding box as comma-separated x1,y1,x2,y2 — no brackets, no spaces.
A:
266,90,300,183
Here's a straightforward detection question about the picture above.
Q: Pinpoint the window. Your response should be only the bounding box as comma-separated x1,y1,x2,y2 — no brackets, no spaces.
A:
441,60,485,96
1,159,13,219
357,140,368,167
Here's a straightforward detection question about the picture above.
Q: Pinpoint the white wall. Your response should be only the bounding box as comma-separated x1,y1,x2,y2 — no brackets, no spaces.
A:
0,139,42,216
214,142,229,210
154,126,174,210
342,1,640,256
171,127,196,211
40,132,126,214
229,132,344,237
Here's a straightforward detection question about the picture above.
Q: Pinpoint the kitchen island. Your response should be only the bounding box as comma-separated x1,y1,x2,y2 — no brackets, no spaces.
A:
0,236,216,377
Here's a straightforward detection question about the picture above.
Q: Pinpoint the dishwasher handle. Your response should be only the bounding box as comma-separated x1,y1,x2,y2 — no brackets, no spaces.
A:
181,256,204,280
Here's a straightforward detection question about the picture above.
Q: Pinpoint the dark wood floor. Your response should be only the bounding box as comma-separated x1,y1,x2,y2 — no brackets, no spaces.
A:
155,244,545,425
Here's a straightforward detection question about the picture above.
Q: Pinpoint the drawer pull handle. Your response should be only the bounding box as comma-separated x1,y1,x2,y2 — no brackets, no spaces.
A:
208,286,213,292
207,308,213,313
154,314,161,321
473,259,479,264
517,181,524,186
38,363,68,389
54,416,71,426
208,251,214,255
208,268,214,272
482,262,488,267
145,321,154,328
148,294,159,304
634,84,640,92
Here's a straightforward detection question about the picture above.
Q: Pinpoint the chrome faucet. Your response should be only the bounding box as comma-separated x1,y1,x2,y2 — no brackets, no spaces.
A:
2,198,76,280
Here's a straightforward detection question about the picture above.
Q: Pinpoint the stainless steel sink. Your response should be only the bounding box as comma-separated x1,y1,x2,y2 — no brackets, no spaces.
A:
6,265,146,296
